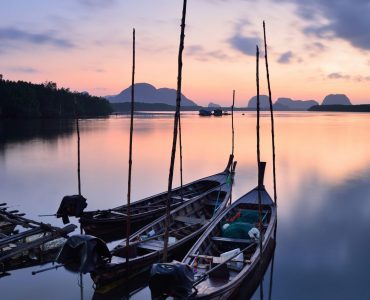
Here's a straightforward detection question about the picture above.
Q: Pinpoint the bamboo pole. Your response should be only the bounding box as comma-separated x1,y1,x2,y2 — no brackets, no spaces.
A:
126,28,135,266
179,112,184,201
268,224,277,300
232,90,235,157
263,21,277,207
76,108,81,197
256,45,264,300
163,0,187,262
229,90,235,205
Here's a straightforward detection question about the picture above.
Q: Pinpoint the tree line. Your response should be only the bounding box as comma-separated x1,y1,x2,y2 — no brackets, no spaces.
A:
0,78,112,118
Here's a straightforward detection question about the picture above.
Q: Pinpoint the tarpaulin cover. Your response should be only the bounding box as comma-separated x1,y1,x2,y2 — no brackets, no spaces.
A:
56,234,111,273
56,195,87,224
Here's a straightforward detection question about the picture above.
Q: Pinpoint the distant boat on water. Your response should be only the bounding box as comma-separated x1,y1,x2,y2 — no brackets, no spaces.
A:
199,109,212,116
213,109,223,116
199,109,229,117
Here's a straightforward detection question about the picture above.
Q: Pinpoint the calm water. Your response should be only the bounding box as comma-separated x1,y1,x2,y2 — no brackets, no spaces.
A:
1,112,370,300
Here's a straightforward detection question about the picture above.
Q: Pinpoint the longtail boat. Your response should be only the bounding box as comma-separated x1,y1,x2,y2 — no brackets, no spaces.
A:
77,155,235,241
150,162,277,299
57,159,236,289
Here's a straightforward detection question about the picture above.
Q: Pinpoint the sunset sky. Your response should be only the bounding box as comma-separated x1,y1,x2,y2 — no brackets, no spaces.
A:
0,0,369,106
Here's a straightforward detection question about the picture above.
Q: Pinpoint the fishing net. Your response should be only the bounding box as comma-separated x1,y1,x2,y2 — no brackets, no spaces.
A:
221,222,254,239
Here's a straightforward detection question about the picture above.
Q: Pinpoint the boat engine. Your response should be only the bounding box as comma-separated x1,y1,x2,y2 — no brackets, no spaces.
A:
149,262,194,299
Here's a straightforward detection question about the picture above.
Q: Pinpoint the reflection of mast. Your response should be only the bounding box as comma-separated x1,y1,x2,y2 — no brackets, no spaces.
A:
75,101,84,300
268,224,277,300
78,272,84,300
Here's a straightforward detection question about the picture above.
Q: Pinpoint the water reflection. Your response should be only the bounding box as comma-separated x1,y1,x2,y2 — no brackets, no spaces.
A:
273,168,370,300
0,119,75,157
1,112,370,299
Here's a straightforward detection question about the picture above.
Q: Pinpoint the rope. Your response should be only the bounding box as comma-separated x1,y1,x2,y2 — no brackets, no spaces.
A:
212,185,222,216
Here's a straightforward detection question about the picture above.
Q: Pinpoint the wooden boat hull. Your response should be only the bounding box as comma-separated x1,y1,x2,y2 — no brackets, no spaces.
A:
91,233,197,288
181,182,277,299
80,156,234,241
91,172,235,289
80,216,156,242
193,238,276,300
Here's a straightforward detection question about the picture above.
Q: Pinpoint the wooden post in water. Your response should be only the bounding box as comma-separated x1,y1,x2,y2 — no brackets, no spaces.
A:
126,28,135,267
263,21,277,206
229,90,235,205
75,99,84,300
232,90,235,157
76,110,81,197
163,0,187,262
179,111,184,201
256,45,264,300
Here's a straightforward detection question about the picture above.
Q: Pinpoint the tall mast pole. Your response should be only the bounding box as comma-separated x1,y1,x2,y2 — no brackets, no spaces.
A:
126,28,135,267
163,0,188,262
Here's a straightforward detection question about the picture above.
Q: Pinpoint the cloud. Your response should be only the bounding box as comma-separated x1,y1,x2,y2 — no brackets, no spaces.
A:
0,27,76,50
186,45,230,61
327,72,370,82
353,75,370,82
328,72,350,80
78,0,117,9
278,51,294,64
275,0,370,51
8,67,39,74
228,35,261,56
203,0,255,3
227,21,262,56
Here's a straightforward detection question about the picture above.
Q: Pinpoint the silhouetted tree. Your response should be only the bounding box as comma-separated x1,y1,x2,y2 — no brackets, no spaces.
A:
0,79,112,118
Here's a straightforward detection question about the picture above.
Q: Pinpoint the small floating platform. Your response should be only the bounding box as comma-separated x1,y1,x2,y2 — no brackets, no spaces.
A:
0,204,76,275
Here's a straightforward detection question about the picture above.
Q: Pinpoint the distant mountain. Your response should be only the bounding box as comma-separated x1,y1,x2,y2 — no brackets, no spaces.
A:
112,102,202,112
247,95,270,108
275,98,319,110
106,83,197,106
208,102,221,108
322,94,352,105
